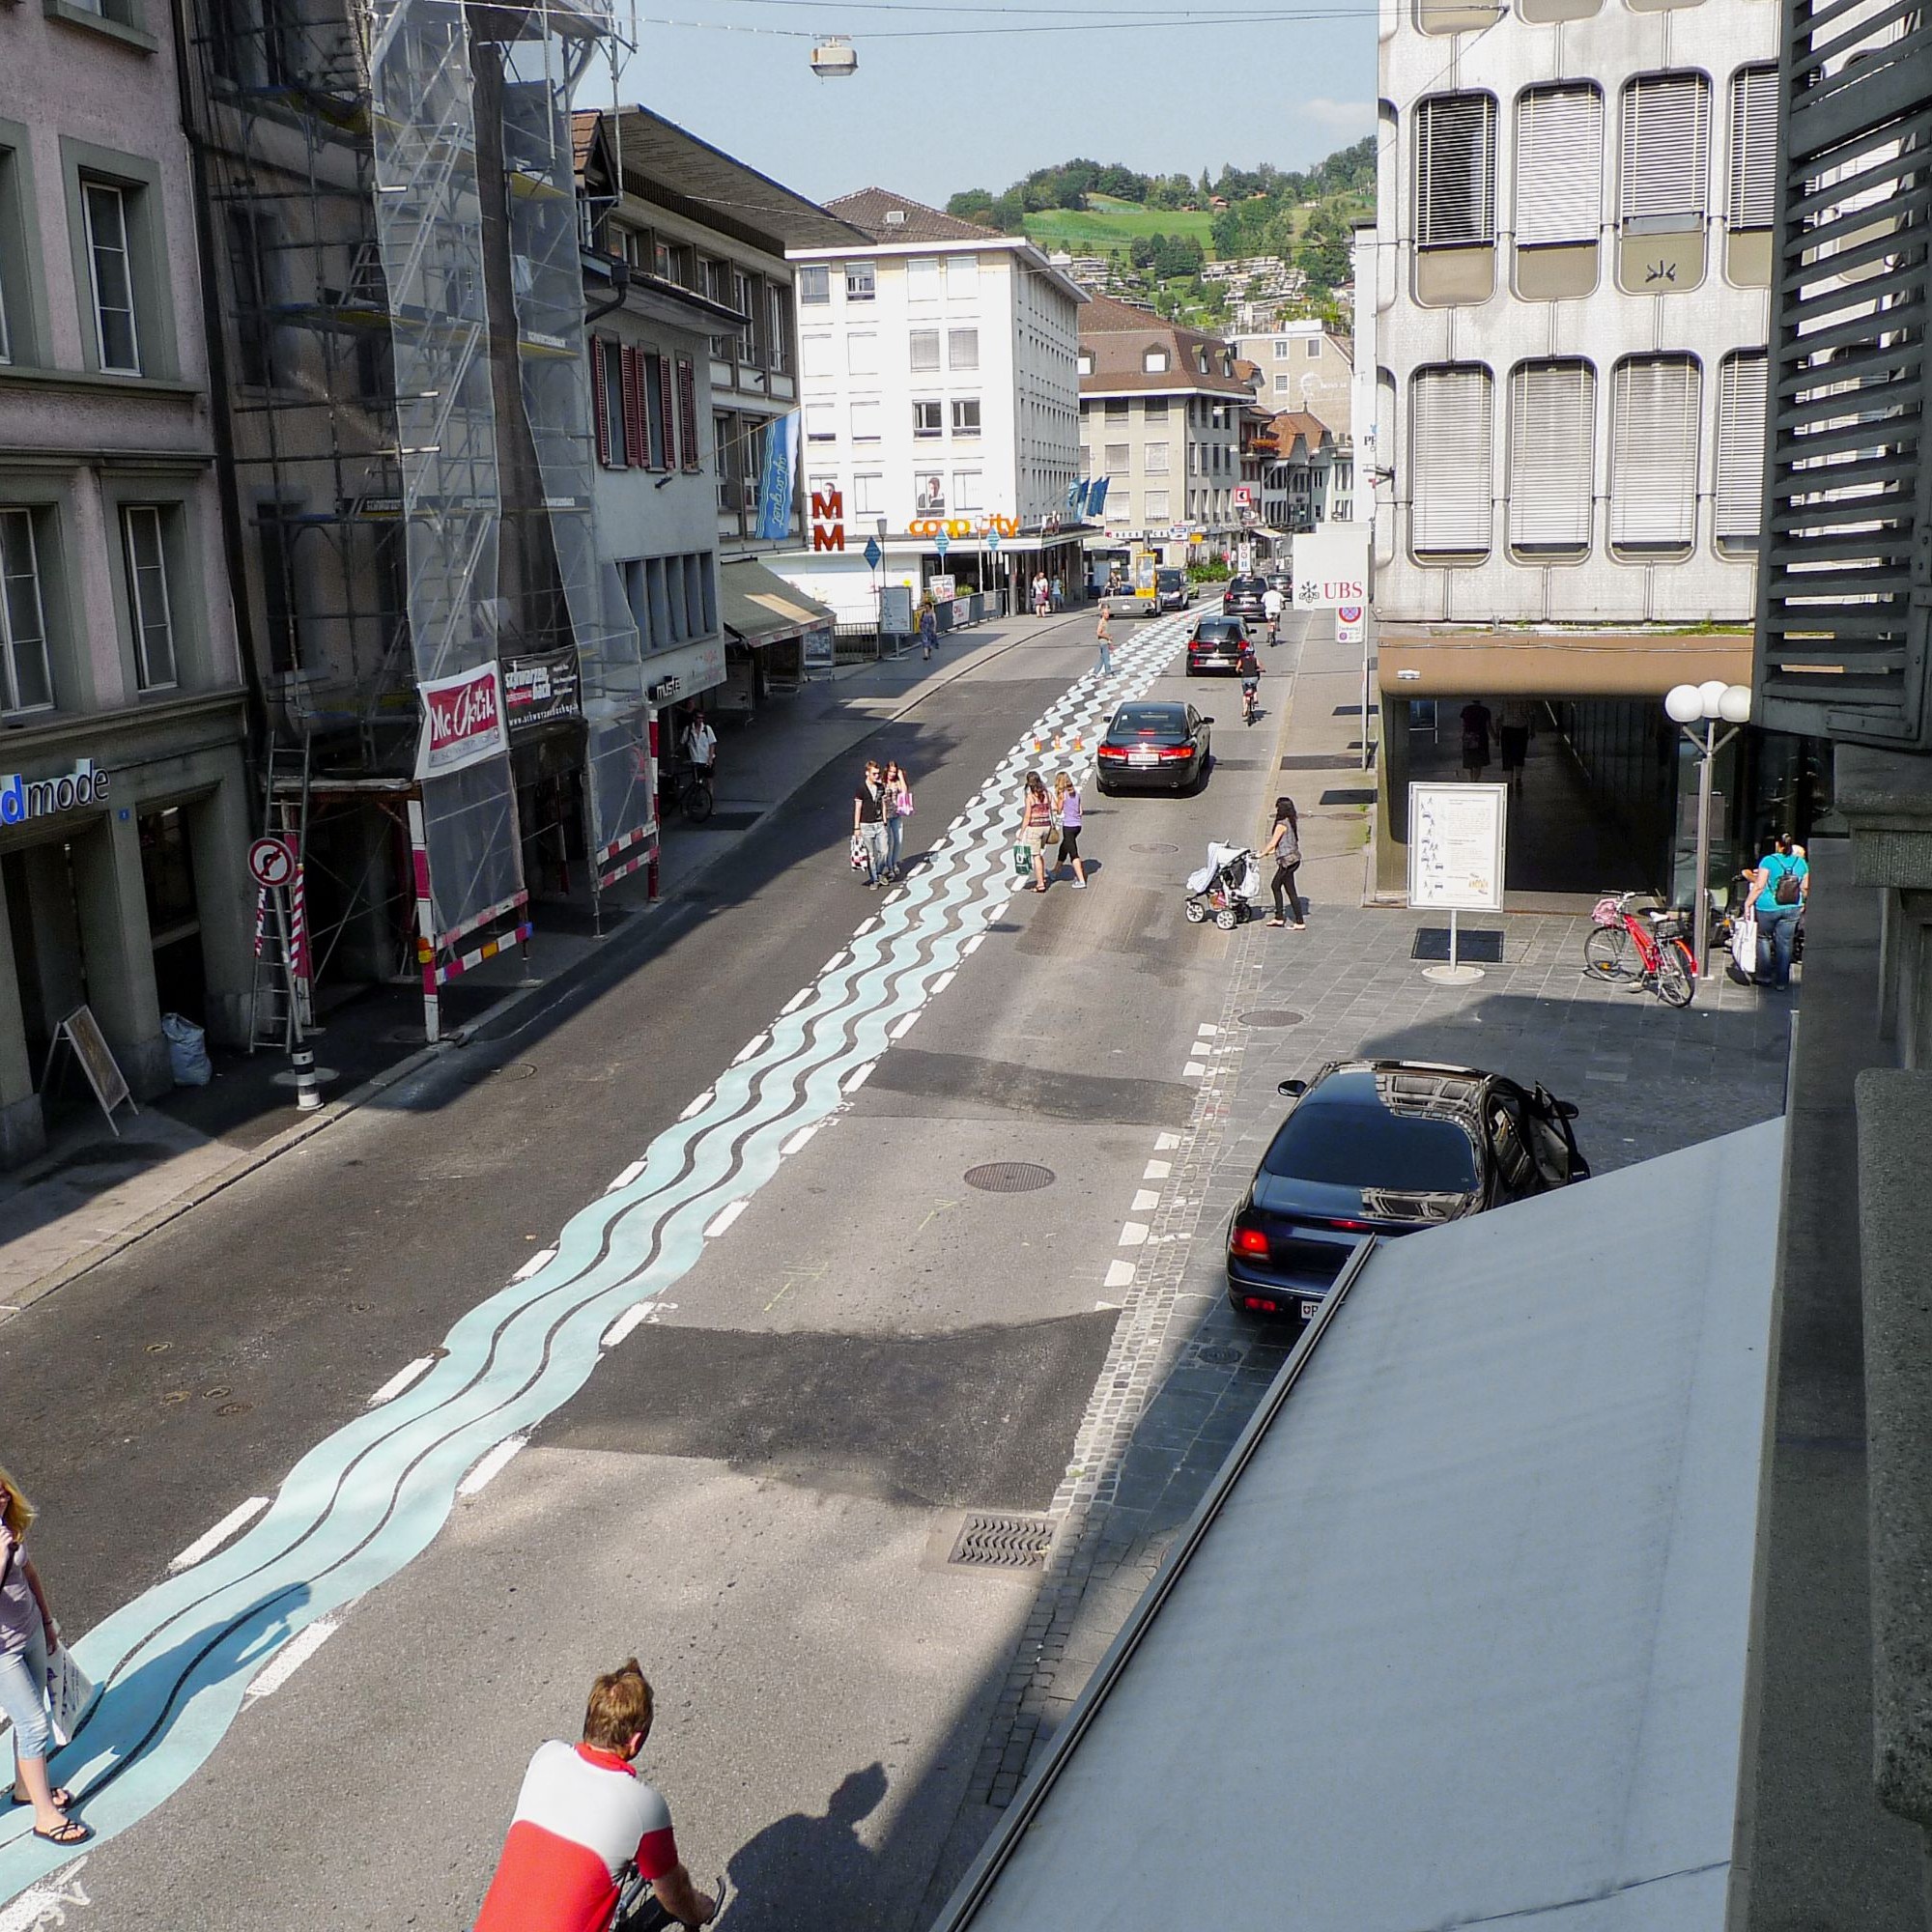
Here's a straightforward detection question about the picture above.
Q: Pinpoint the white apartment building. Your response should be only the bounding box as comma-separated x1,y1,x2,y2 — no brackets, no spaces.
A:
1235,323,1355,435
780,192,1086,618
1367,0,1783,897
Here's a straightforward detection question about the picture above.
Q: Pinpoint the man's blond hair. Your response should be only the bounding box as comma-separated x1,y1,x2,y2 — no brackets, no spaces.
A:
582,1659,654,1752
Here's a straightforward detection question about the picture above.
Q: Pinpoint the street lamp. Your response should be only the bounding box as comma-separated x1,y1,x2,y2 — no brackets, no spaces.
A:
1664,680,1752,977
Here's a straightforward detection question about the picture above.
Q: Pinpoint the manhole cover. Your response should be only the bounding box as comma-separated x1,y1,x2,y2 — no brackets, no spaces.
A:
949,1512,1057,1571
1411,927,1505,964
1128,841,1179,854
964,1161,1055,1193
1240,1009,1305,1028
1195,1345,1244,1366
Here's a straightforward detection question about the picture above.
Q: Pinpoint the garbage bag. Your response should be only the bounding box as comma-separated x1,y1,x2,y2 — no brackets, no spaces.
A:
162,1011,212,1087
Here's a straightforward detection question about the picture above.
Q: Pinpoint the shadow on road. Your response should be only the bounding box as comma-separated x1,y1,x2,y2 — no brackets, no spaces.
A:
723,1762,888,1932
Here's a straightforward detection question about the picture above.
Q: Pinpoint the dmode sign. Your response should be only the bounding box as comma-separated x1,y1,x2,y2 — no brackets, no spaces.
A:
0,756,111,824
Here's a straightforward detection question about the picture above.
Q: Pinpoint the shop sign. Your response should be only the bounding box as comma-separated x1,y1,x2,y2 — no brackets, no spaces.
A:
1292,526,1370,611
908,516,1018,540
811,487,846,553
0,756,110,824
928,574,956,603
502,648,582,735
644,636,726,705
416,664,507,779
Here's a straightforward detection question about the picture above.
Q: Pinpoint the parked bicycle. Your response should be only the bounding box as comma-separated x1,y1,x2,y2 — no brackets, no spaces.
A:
1583,892,1697,1007
670,758,715,824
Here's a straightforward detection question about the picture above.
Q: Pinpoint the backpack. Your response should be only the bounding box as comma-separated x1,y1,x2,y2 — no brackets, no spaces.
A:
1774,862,1801,905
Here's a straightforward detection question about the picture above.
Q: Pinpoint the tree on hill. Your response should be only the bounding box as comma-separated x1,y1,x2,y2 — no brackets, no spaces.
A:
948,188,996,223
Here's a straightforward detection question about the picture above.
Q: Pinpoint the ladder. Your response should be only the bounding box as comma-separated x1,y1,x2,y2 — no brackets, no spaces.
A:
248,732,313,1051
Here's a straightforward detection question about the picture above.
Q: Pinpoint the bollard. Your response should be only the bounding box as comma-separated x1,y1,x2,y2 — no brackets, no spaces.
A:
291,1042,323,1112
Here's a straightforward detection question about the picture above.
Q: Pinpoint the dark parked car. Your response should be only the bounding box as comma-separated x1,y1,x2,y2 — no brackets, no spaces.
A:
1222,575,1268,623
1186,614,1249,675
1155,567,1191,612
1095,700,1212,795
1226,1060,1590,1322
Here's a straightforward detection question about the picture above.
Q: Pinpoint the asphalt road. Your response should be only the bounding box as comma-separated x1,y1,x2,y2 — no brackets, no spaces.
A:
0,607,1304,1927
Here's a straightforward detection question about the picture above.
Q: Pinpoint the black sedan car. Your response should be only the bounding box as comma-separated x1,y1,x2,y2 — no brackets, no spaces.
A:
1222,575,1268,623
1095,700,1212,794
1186,614,1250,675
1226,1060,1590,1322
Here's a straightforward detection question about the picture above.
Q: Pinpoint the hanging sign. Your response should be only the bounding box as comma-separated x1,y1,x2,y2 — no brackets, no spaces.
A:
757,411,800,541
1336,603,1365,646
416,665,507,779
502,648,582,734
1293,525,1371,611
1407,782,1507,913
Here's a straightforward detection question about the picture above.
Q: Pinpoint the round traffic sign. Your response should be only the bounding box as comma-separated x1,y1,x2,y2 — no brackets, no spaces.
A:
1338,604,1363,623
248,836,296,890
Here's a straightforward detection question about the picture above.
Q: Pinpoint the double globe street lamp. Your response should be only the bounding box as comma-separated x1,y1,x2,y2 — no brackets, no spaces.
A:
1664,680,1752,979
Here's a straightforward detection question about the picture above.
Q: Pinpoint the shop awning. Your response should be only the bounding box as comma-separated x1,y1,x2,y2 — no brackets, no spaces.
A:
935,1116,1783,1932
719,558,835,647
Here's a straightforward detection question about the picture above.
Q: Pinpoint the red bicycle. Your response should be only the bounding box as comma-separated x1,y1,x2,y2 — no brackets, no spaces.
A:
1584,892,1697,1007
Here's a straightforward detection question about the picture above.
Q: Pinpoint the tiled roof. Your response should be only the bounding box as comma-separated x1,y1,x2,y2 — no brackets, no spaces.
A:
821,189,1004,244
1078,293,1254,398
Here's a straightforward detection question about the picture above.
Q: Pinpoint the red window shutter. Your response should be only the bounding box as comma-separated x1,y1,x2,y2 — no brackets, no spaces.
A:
622,347,646,470
590,335,610,467
659,355,677,469
676,358,699,471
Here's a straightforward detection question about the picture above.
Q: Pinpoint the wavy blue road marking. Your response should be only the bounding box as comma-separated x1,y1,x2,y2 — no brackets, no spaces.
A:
0,618,1190,1900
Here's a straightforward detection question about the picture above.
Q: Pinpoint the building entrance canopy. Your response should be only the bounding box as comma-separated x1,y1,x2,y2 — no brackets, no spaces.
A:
720,558,836,646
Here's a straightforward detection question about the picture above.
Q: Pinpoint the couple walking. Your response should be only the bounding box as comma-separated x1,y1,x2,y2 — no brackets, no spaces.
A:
1018,771,1086,892
852,757,914,888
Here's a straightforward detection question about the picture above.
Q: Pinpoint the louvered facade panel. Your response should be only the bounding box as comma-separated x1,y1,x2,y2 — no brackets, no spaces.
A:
1508,361,1596,554
1517,88,1604,246
1417,94,1498,245
1610,355,1701,551
1410,365,1494,554
1727,66,1779,230
1620,74,1711,229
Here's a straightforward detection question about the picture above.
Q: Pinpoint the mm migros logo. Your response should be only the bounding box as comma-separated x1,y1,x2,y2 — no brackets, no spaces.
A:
0,757,111,825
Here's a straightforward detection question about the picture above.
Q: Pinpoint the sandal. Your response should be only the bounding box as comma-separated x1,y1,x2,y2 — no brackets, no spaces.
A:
7,1786,68,1809
1267,918,1286,927
32,1817,90,1845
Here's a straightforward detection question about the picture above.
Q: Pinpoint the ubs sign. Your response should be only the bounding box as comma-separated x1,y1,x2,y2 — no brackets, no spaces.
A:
0,757,110,824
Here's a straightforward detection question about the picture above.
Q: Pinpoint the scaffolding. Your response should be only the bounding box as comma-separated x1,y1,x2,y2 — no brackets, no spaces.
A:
190,0,644,1038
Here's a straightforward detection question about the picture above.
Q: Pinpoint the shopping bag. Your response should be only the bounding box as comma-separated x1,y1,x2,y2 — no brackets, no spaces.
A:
45,1643,95,1747
1731,910,1758,981
850,834,868,873
1012,842,1032,878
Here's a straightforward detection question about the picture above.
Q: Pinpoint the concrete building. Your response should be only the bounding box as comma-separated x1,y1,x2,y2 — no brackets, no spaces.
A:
1078,294,1251,544
779,191,1087,621
0,0,254,1158
1235,321,1354,431
1366,0,1790,897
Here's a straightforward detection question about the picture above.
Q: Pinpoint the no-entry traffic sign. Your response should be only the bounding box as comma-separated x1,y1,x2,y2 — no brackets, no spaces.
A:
248,836,296,890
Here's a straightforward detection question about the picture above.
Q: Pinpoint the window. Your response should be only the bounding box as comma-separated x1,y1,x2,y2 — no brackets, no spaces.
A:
1143,397,1169,421
951,397,980,438
853,471,882,515
715,412,734,513
913,398,942,439
1274,338,1291,356
766,285,791,373
1273,374,1293,394
1415,94,1497,245
845,260,875,301
1145,441,1170,473
947,253,979,298
1619,74,1710,230
120,503,177,688
592,337,626,466
644,350,668,469
1144,348,1170,373
732,270,756,364
948,328,978,371
847,332,878,376
0,510,53,711
1104,442,1129,471
1515,86,1603,245
805,402,835,442
83,180,140,373
676,357,699,471
1409,365,1493,557
914,471,946,513
906,256,940,301
1727,67,1778,229
1146,489,1171,521
1077,351,1094,375
1507,361,1595,557
1610,355,1701,554
799,265,830,304
1105,398,1129,420
1306,338,1321,358
910,328,941,373
850,399,882,441
1715,351,1768,552
800,333,835,379
953,470,983,511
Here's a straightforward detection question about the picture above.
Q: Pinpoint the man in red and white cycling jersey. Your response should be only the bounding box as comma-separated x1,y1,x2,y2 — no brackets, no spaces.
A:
476,1660,717,1932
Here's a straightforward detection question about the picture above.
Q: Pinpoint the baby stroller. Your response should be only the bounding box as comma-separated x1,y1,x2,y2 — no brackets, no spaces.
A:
1184,841,1262,929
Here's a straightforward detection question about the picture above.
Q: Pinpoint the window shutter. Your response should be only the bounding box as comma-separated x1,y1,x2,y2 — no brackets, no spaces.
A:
622,347,646,469
676,358,699,471
1409,366,1493,554
1726,67,1778,229
590,334,610,466
659,355,677,469
1716,351,1769,543
1515,88,1603,245
1610,355,1701,550
1619,75,1710,227
1507,361,1595,554
1415,94,1496,245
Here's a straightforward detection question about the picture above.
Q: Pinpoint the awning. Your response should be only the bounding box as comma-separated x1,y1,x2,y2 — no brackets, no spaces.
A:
936,1116,1783,1932
720,558,836,648
1379,628,1754,698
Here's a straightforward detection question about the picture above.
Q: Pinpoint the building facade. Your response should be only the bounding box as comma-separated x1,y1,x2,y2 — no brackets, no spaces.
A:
781,191,1086,619
1235,322,1355,433
0,0,254,1159
1367,0,1786,896
1078,295,1252,544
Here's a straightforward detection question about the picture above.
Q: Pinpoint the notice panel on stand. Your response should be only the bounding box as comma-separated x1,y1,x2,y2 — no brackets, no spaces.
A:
1408,783,1507,912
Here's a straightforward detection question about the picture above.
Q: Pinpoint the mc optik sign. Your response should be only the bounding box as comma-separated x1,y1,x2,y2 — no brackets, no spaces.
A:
0,756,111,824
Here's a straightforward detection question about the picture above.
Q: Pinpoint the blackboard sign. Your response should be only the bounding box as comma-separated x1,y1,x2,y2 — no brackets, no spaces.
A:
45,1005,135,1134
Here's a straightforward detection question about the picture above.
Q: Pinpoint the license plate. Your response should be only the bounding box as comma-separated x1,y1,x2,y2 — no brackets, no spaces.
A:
1128,750,1157,766
1298,1298,1321,1321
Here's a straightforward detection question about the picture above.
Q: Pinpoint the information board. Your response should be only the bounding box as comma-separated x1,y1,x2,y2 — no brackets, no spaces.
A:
1407,782,1507,913
45,1003,135,1134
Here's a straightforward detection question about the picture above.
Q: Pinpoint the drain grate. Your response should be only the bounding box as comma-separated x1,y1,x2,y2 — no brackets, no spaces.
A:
1411,927,1505,964
1128,840,1179,854
1240,1009,1305,1028
964,1161,1056,1193
949,1511,1057,1571
1320,787,1377,807
1280,753,1356,771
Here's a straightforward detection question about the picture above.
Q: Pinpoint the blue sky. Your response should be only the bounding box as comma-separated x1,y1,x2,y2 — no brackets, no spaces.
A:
607,9,1377,209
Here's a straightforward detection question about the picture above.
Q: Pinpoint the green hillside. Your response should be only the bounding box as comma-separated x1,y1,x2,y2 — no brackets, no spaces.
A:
1022,205,1216,254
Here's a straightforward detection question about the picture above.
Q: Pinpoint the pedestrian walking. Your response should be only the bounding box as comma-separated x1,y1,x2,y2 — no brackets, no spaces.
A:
1052,772,1087,888
1094,603,1114,677
1018,771,1055,893
1460,698,1493,781
2,1469,88,1847
1051,575,1065,612
1748,832,1809,989
852,758,890,889
882,760,914,881
1262,796,1304,928
1498,698,1534,792
1033,572,1051,619
919,600,938,662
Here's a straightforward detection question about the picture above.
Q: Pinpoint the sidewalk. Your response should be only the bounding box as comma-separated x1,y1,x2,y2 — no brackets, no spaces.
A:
0,614,1075,1321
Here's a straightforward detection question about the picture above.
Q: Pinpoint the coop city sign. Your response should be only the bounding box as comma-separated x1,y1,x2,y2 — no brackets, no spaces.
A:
0,756,110,823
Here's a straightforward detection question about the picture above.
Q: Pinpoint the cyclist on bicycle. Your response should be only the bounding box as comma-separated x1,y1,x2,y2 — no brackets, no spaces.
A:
1261,582,1285,648
475,1660,717,1932
1238,640,1262,724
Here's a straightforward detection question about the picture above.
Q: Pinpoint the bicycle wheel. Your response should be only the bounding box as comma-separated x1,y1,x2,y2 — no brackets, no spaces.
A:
1655,939,1696,1008
683,776,715,825
1583,923,1637,980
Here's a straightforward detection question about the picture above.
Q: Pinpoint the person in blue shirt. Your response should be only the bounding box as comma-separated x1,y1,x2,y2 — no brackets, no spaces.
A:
1749,833,1809,990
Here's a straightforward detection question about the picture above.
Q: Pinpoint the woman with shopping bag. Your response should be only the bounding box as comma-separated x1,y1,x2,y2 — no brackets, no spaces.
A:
1,1467,89,1844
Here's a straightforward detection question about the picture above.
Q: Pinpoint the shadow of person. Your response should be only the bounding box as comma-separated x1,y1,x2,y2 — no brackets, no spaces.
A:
722,1762,888,1932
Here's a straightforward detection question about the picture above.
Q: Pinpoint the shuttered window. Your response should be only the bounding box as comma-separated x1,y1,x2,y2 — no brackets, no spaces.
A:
1610,355,1701,553
1715,351,1769,549
1409,365,1494,556
1619,74,1710,230
1726,66,1778,229
1415,94,1497,246
1507,361,1596,555
1515,87,1603,245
